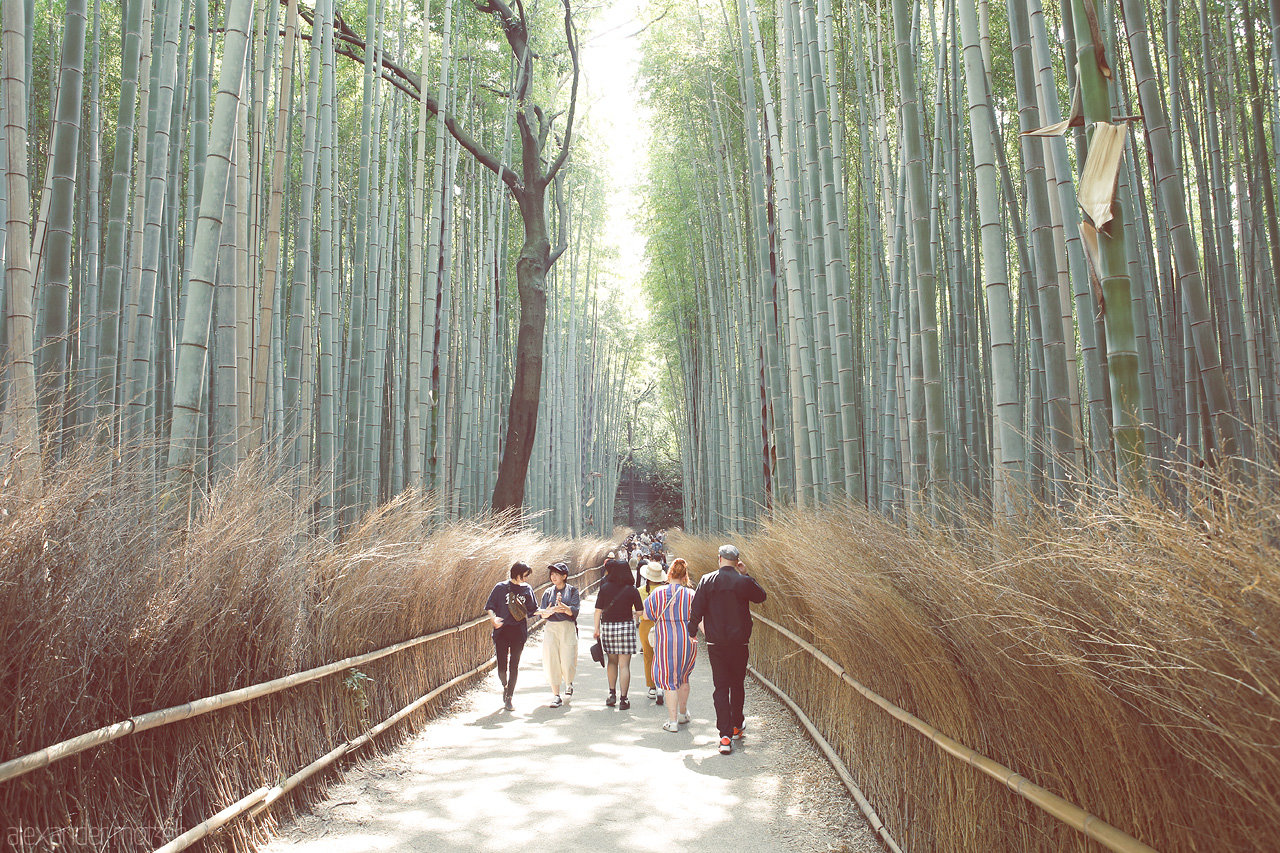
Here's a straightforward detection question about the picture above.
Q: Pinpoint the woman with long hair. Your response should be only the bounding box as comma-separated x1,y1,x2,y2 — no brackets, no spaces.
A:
644,558,698,731
593,559,644,709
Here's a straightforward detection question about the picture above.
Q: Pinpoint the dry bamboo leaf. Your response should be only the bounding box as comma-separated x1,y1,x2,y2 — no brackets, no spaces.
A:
1021,79,1082,137
1079,221,1107,312
1077,122,1128,232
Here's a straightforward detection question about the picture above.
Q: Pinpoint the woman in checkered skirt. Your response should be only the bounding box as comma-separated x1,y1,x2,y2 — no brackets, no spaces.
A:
593,559,644,710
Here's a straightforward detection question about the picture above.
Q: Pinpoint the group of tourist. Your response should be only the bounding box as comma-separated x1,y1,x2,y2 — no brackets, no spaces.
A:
483,536,767,756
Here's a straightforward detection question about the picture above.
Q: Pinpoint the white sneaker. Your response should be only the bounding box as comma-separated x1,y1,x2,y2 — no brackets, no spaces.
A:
677,712,690,724
647,687,657,700
662,721,679,733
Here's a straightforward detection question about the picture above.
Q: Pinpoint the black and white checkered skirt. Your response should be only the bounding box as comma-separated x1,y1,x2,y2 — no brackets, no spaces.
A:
600,620,639,656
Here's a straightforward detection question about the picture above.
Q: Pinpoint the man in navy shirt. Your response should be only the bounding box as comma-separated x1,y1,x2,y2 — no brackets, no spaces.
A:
689,544,767,754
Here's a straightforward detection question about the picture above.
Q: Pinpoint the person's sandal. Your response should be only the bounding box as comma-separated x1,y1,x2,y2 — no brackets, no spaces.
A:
662,721,679,733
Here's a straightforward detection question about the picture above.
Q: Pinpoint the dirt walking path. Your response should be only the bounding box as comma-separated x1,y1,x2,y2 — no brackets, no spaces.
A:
260,597,883,853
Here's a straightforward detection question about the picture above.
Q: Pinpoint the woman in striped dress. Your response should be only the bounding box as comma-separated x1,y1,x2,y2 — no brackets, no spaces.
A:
644,558,698,732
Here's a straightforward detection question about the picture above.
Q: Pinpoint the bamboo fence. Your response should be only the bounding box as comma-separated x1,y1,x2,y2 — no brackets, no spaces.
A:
752,614,1160,853
1,564,605,851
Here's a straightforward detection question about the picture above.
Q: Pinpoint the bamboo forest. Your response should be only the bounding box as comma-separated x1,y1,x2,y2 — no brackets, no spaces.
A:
2,0,1279,850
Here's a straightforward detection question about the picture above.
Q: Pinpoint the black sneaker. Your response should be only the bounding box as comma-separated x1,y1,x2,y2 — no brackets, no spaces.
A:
619,696,630,710
565,683,574,696
550,695,563,708
606,691,617,707
656,692,664,706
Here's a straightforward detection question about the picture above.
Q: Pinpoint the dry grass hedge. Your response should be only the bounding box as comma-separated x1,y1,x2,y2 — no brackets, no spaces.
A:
671,471,1280,853
0,450,614,852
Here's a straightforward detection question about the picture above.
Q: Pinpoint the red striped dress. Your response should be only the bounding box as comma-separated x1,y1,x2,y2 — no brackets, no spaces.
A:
644,583,697,690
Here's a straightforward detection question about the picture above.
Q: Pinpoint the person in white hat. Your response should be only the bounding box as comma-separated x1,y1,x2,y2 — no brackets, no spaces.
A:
637,558,668,703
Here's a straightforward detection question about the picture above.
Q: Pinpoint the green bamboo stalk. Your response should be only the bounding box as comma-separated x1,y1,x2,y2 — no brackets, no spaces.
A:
252,0,299,449
1007,0,1078,493
892,0,950,511
1114,0,1235,459
166,0,257,504
36,0,88,446
2,0,38,485
96,0,145,439
285,0,322,467
1070,0,1146,491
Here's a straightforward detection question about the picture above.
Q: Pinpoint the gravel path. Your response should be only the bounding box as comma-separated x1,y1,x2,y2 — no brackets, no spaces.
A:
259,602,884,853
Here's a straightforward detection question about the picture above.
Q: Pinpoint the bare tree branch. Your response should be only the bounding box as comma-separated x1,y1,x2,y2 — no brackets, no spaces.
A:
548,171,569,265
544,0,579,183
291,0,523,194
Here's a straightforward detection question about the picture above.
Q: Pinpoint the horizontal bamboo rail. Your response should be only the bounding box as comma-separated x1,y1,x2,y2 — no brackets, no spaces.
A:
0,617,488,784
0,565,603,786
152,787,270,853
749,664,905,853
156,572,605,851
752,614,1160,853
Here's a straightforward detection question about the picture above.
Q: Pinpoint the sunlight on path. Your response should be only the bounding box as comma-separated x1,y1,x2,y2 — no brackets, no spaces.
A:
260,597,880,853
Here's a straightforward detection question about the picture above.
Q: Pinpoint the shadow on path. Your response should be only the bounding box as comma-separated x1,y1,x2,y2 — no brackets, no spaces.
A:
260,598,878,853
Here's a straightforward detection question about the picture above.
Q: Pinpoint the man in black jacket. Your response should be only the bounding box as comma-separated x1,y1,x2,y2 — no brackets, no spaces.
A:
688,544,767,754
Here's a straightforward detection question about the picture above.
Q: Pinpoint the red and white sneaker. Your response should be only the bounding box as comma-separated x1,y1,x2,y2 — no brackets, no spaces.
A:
718,736,733,755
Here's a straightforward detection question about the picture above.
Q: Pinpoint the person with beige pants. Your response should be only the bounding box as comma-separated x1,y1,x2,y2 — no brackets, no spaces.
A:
539,562,581,708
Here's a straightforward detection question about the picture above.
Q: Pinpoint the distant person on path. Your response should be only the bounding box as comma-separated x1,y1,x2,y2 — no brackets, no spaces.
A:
645,558,697,732
539,562,581,708
637,559,668,704
594,559,644,710
689,544,767,755
485,562,538,711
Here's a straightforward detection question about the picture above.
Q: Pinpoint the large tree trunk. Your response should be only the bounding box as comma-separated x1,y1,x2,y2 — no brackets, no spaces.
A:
491,193,550,514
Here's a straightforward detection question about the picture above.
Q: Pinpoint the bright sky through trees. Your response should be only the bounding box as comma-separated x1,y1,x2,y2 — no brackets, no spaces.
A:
580,1,652,325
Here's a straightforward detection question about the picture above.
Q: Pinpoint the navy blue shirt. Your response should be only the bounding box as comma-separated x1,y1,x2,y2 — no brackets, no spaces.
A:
688,567,767,644
485,581,537,636
540,583,581,623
